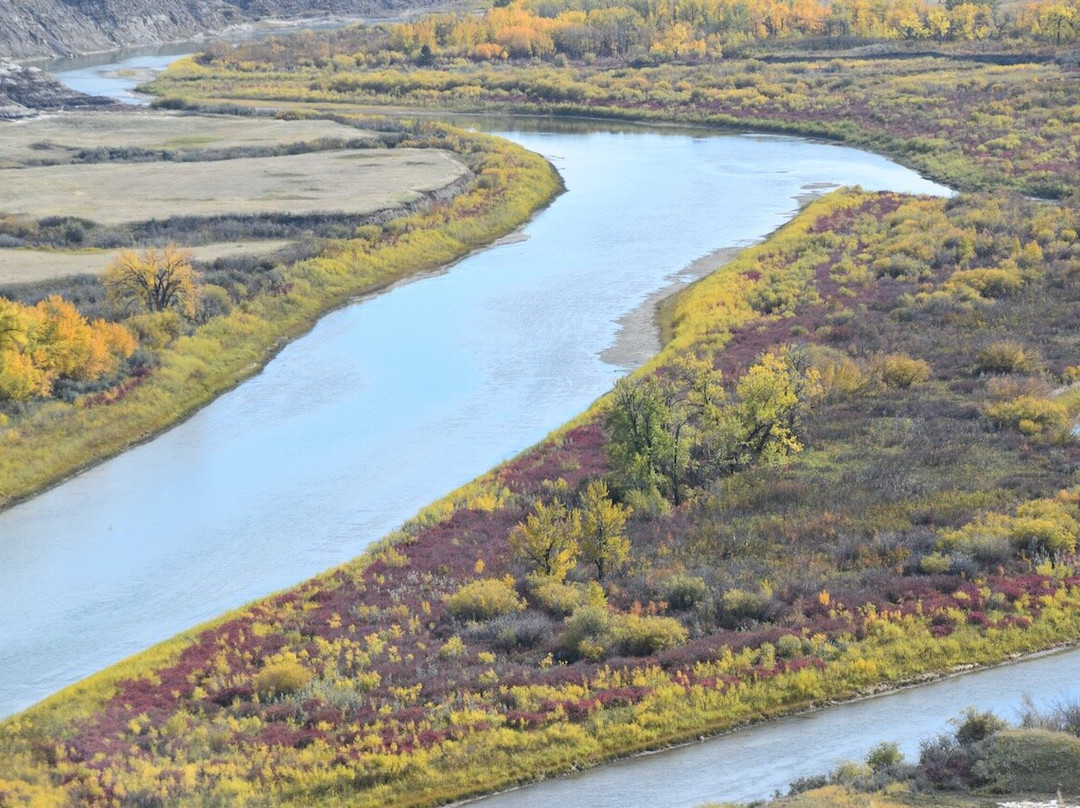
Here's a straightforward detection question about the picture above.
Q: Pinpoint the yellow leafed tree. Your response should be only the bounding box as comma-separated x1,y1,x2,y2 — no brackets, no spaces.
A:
104,246,200,318
0,295,136,402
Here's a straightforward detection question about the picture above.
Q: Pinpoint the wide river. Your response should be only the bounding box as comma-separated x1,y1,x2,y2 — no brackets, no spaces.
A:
2,51,1076,806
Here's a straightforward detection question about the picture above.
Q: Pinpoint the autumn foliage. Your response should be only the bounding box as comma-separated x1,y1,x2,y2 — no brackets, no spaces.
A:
0,296,135,402
104,246,200,318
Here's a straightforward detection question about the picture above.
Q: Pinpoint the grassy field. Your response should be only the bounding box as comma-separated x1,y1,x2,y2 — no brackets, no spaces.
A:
0,111,372,168
0,240,294,284
0,147,467,224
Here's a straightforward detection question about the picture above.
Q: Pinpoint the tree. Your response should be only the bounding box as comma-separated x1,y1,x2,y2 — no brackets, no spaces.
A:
104,246,200,318
1041,4,1075,44
509,499,580,580
577,480,631,581
607,375,675,500
0,296,136,402
733,346,820,468
0,298,28,353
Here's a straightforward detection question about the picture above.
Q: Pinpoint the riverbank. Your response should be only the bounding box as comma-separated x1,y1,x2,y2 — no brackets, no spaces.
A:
4,19,1080,806
455,640,1080,808
4,184,1080,805
0,121,562,510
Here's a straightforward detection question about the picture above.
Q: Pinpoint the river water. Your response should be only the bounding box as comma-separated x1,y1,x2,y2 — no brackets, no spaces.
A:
472,648,1080,807
3,48,1074,807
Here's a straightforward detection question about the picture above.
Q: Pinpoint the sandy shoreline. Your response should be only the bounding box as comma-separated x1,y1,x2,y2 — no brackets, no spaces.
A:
601,183,841,371
600,244,746,369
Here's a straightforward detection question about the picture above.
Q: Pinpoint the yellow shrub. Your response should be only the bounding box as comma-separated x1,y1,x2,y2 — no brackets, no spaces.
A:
445,577,525,621
985,395,1069,436
977,340,1039,374
946,267,1022,298
879,354,932,388
253,654,313,699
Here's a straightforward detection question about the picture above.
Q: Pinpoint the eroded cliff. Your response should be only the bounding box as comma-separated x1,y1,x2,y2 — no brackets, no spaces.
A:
0,0,436,60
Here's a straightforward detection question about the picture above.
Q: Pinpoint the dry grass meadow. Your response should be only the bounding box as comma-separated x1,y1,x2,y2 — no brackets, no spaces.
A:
0,111,373,167
0,110,470,282
1,148,466,224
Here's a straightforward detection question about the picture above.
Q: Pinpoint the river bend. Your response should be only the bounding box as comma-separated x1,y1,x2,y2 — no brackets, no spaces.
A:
4,60,955,726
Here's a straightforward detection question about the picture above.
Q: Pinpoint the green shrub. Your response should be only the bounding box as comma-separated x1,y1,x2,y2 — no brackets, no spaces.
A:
560,603,611,661
719,587,771,622
975,729,1080,792
776,633,804,659
659,574,708,611
126,310,185,350
445,577,525,621
954,708,1008,746
528,576,602,616
866,741,904,772
919,552,952,574
197,284,233,323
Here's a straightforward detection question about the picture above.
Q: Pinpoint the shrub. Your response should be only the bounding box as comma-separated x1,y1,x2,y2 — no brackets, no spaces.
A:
610,614,688,657
126,310,185,349
659,574,708,611
253,654,313,699
974,729,1080,792
954,708,1008,746
919,551,951,574
528,576,599,616
976,341,1039,374
1008,516,1077,554
815,354,867,400
198,285,233,323
719,587,772,624
918,734,975,788
866,741,904,772
439,635,466,659
561,604,611,661
776,633,804,659
469,612,555,650
947,267,1022,298
1020,696,1080,736
985,395,1069,437
880,354,931,388
445,577,525,621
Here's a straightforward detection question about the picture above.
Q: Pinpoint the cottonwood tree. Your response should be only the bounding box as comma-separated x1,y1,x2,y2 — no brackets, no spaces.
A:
0,296,135,402
607,347,820,504
607,354,724,505
509,499,580,580
104,246,200,318
732,346,821,469
577,480,631,581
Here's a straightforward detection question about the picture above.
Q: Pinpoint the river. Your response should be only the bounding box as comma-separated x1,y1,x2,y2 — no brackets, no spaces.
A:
2,47,1073,806
471,647,1080,807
